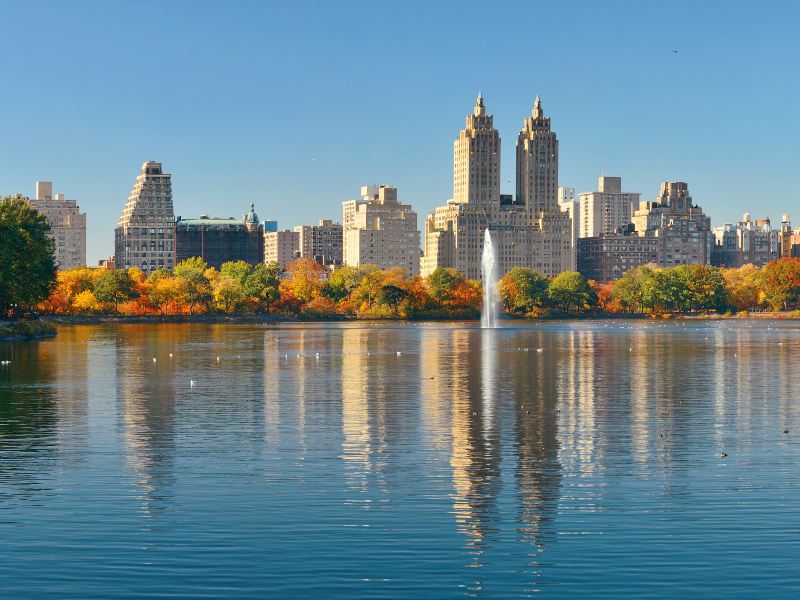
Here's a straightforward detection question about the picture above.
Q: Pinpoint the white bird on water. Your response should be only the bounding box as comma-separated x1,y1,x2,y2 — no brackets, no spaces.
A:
216,356,221,362
153,358,157,363
169,353,174,358
0,360,10,366
190,380,196,388
536,348,543,353
397,351,402,356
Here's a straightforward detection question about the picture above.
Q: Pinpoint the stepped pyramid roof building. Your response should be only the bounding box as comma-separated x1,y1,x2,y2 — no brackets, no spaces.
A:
114,161,175,274
422,95,573,279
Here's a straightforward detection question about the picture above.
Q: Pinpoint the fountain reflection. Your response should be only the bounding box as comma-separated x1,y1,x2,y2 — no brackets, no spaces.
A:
449,330,501,563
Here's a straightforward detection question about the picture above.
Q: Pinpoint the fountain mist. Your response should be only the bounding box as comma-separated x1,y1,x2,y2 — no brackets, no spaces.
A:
481,228,501,329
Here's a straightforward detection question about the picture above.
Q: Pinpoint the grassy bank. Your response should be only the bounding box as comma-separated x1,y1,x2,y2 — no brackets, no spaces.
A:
0,319,57,340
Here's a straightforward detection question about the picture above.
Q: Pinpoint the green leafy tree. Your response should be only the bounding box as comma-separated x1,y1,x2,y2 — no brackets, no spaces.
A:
612,266,655,312
499,267,549,313
219,260,253,285
245,262,281,312
322,265,375,302
0,196,57,316
548,271,596,313
173,257,212,314
376,284,408,312
93,269,136,312
676,264,726,312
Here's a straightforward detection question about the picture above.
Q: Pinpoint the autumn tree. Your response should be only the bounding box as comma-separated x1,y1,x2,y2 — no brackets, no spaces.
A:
723,264,762,311
760,258,800,311
426,268,464,304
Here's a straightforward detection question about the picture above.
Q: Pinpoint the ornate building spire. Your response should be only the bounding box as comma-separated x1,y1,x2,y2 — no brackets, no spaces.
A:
532,95,543,118
474,92,486,116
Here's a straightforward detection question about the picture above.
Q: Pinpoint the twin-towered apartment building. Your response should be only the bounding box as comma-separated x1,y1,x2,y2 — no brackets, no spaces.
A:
15,96,800,283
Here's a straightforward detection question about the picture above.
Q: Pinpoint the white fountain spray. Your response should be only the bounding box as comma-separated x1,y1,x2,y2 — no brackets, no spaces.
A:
481,228,501,329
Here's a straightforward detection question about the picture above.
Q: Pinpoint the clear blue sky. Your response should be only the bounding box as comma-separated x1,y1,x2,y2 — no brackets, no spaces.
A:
2,0,798,263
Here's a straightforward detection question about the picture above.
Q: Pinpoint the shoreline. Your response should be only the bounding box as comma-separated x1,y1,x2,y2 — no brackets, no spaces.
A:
0,319,58,341
35,311,800,327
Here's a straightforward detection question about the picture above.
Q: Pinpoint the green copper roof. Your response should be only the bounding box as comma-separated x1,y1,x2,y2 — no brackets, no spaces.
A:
176,217,250,228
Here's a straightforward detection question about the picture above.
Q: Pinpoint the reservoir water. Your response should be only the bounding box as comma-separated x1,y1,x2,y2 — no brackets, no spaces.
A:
1,320,800,598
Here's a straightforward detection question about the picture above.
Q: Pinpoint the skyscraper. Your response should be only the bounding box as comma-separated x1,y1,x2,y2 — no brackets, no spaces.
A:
114,161,175,274
453,94,501,207
516,96,558,214
422,95,574,279
26,181,86,269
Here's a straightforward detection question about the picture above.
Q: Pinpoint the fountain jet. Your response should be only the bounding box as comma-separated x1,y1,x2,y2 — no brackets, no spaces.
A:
481,228,501,329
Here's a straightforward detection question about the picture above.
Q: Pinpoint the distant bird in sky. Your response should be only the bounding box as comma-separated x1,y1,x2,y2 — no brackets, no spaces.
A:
672,49,678,53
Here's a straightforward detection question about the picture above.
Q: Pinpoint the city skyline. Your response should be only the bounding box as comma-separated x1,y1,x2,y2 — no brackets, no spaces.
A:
2,1,799,263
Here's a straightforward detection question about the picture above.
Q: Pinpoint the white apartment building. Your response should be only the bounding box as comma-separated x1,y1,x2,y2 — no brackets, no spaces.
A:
579,176,640,238
264,229,300,272
558,186,578,270
294,219,343,265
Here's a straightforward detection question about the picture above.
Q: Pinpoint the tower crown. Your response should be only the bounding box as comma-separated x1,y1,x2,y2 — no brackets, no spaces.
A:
473,93,486,117
532,95,543,117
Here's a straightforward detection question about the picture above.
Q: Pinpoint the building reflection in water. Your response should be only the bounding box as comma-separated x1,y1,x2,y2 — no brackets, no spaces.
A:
510,328,561,595
116,325,181,518
340,326,394,504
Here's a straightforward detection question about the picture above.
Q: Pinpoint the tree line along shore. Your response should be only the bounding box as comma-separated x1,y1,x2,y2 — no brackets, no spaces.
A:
3,194,800,324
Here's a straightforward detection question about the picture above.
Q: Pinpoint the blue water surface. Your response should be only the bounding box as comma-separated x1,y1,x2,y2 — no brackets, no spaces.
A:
1,320,799,598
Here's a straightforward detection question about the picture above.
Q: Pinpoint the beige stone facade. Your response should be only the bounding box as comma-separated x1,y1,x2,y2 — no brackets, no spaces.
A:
342,185,420,275
25,181,86,269
114,162,175,274
422,95,573,279
264,230,299,272
453,94,500,207
712,215,779,268
579,176,640,238
516,96,558,214
632,182,712,267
